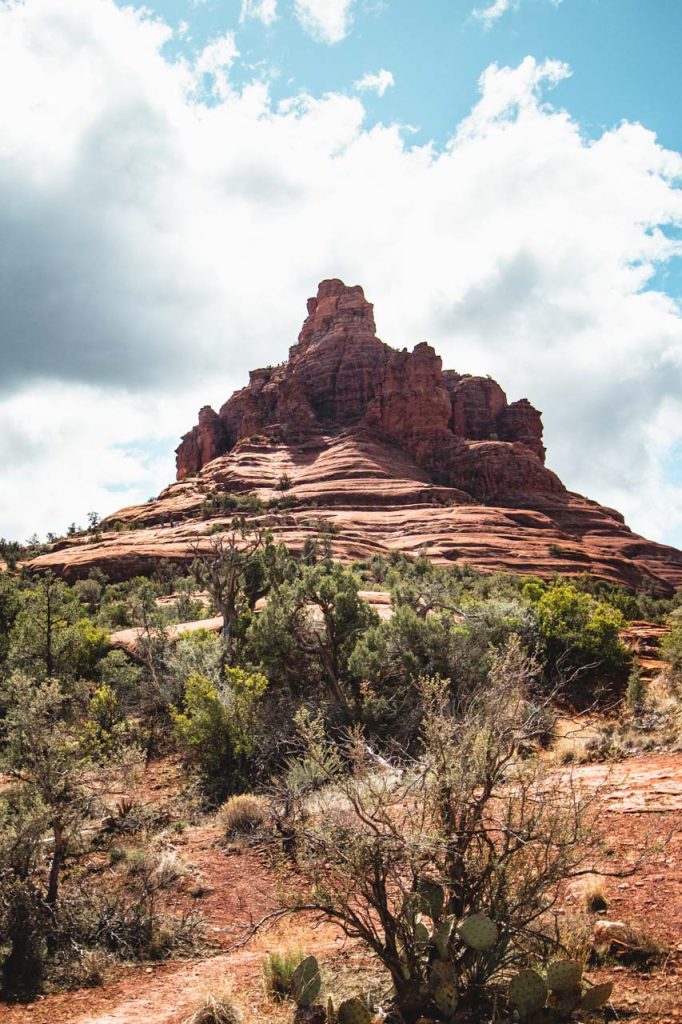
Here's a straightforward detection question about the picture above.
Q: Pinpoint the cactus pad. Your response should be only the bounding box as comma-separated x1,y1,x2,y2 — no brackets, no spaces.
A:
509,969,548,1018
416,877,445,921
457,912,498,951
548,986,582,1014
430,958,458,990
580,981,613,1010
433,981,458,1018
546,959,582,993
337,998,373,1024
291,955,321,1007
402,893,422,923
432,916,455,959
525,1011,563,1024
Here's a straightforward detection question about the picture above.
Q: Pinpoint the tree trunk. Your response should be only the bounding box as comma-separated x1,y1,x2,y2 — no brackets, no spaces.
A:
46,823,65,907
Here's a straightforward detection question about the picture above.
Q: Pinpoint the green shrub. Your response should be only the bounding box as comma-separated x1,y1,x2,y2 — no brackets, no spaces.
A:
8,574,109,680
534,582,628,682
262,947,304,1000
662,620,682,677
625,661,646,714
79,683,126,758
172,668,267,801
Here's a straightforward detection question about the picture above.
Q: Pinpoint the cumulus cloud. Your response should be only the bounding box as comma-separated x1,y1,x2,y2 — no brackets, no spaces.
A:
240,0,278,27
195,31,239,97
1,0,681,550
354,68,395,97
473,0,561,30
293,0,356,44
0,385,192,542
455,57,571,143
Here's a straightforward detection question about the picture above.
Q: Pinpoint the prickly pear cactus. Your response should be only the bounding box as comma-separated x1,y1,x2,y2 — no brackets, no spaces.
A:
525,1010,563,1024
415,877,445,921
433,981,458,1019
432,916,455,959
456,912,498,951
509,969,548,1019
291,955,322,1007
580,981,613,1010
548,986,582,1014
429,958,458,990
402,893,423,924
337,997,373,1024
546,960,582,993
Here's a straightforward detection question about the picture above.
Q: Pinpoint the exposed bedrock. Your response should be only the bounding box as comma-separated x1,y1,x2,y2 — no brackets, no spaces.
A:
25,279,682,593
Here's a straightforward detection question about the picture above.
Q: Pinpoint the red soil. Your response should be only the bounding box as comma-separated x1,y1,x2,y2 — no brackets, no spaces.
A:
2,752,681,1024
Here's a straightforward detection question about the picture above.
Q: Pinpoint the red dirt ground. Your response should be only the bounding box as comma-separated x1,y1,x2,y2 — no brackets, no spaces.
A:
2,751,681,1024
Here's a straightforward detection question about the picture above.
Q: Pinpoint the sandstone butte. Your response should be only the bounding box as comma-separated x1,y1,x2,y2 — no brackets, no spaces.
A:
25,279,682,593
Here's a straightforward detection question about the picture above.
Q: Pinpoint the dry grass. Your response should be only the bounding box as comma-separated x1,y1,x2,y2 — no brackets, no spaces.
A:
582,878,609,915
551,716,609,765
183,989,242,1024
218,794,268,837
558,913,594,964
550,689,682,765
152,847,190,887
593,921,669,970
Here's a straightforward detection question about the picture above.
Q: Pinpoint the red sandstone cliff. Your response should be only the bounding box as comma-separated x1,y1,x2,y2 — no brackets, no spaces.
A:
176,280,559,502
24,280,682,593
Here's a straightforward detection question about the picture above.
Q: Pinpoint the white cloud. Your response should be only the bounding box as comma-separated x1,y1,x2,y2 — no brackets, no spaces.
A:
195,31,239,97
1,0,681,551
354,68,395,97
0,385,193,542
294,0,355,44
474,0,517,29
458,57,571,136
473,0,562,30
240,0,278,27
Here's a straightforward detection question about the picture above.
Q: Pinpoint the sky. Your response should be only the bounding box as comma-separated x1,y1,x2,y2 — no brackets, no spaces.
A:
0,0,681,548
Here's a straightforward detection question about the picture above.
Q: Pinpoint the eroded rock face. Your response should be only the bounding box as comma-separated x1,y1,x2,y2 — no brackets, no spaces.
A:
177,406,227,481
25,278,682,593
175,279,556,500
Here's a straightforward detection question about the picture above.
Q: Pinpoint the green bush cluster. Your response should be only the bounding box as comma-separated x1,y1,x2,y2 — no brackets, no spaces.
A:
0,530,678,1000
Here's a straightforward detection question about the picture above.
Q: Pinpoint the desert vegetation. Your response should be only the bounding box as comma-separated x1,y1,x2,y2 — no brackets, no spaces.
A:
0,522,681,1019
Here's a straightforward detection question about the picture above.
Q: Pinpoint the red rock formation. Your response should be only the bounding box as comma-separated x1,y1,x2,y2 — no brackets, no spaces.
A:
175,279,556,500
24,279,682,593
497,399,545,461
176,406,226,481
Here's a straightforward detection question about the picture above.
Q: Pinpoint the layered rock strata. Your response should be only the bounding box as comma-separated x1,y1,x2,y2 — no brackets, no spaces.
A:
176,279,558,503
25,280,682,593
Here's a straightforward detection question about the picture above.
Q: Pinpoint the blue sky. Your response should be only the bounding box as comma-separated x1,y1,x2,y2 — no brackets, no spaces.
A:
149,0,682,152
130,0,682,303
0,0,681,547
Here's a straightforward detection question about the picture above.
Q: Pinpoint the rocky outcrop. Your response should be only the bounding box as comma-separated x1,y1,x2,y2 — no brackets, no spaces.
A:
177,407,227,481
175,279,557,501
25,279,682,593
